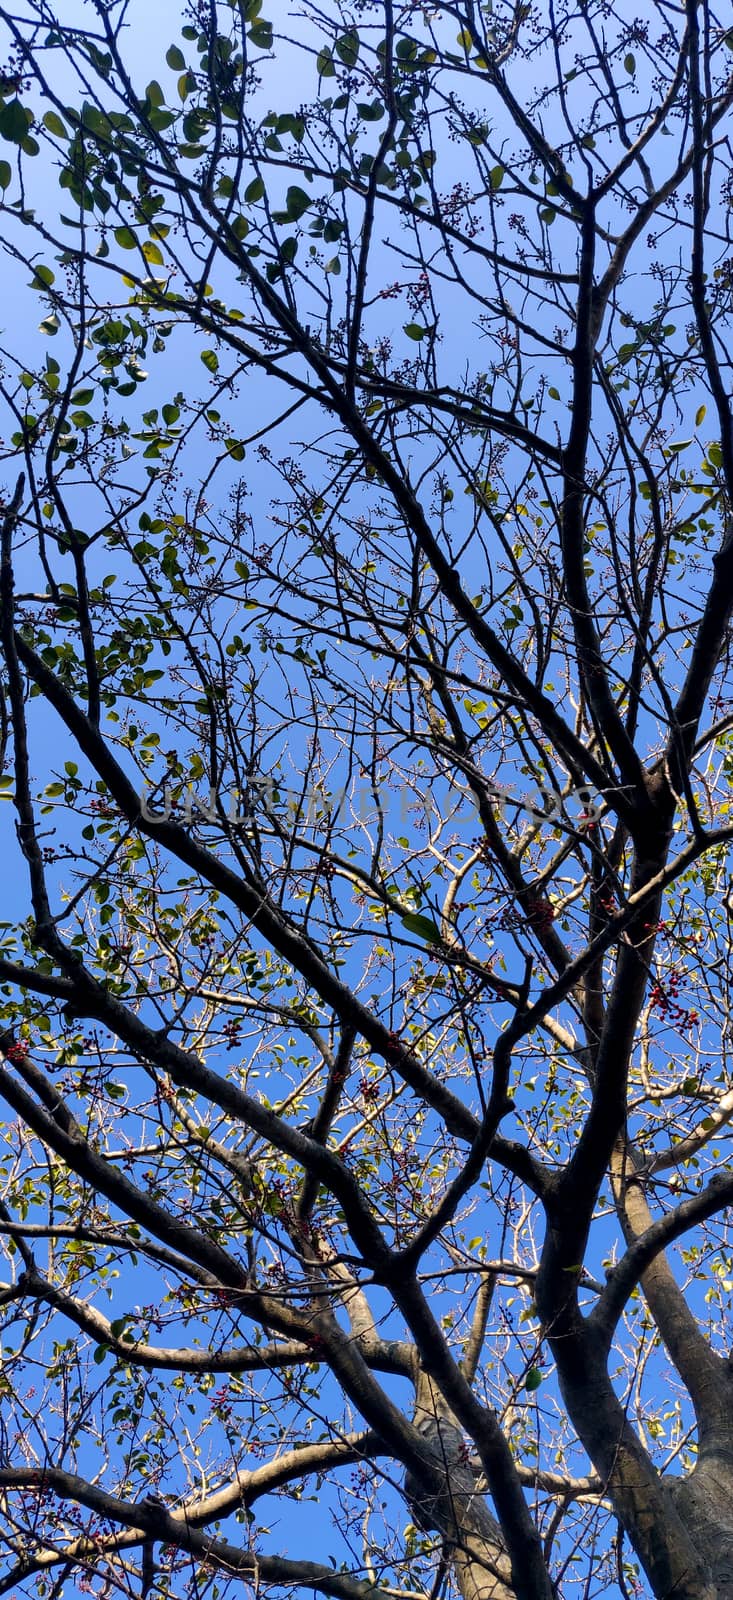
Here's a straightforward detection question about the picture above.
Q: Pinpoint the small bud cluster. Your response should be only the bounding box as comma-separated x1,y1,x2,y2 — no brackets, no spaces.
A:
649,971,698,1028
524,894,555,934
6,1040,29,1064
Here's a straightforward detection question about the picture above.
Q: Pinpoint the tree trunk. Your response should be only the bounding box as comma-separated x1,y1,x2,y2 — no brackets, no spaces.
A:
608,1135,733,1597
670,1451,733,1600
405,1377,517,1600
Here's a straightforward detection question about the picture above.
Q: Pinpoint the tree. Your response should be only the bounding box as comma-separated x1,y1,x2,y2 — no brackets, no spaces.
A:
0,0,732,1595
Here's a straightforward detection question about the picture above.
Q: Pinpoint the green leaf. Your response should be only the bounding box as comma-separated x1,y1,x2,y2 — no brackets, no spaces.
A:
525,1368,542,1392
166,43,186,70
695,404,707,427
0,160,11,189
285,184,310,220
317,47,335,77
142,239,165,265
245,174,264,203
358,100,385,122
225,439,245,460
201,348,219,373
149,107,175,132
400,911,442,944
0,100,32,145
249,19,273,49
403,323,427,340
31,263,55,288
335,29,359,66
42,110,68,139
490,164,504,190
624,52,636,73
114,226,138,250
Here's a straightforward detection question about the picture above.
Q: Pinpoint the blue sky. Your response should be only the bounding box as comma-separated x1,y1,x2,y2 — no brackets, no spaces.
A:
0,5,730,1598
